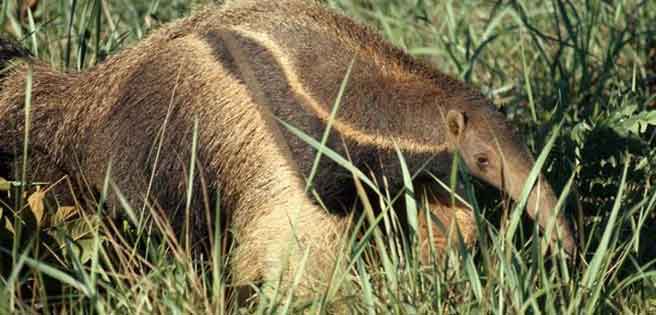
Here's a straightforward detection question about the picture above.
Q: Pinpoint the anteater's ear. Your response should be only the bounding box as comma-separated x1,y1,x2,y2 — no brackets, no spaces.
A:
446,110,466,141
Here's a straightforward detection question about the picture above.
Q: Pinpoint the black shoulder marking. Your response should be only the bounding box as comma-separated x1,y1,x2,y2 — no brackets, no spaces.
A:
203,31,241,80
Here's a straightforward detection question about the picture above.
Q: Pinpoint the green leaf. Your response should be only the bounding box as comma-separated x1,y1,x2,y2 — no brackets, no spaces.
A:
394,143,418,240
50,215,103,264
71,238,101,265
51,206,79,226
0,177,10,191
52,215,100,242
605,108,656,137
0,177,49,190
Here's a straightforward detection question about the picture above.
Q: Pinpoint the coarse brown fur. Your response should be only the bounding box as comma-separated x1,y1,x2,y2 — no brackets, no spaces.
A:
0,0,575,297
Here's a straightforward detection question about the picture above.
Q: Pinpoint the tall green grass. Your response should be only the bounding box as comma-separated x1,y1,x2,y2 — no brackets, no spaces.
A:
1,0,655,313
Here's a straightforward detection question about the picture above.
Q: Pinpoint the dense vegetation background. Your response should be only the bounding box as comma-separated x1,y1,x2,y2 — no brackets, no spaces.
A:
0,0,655,313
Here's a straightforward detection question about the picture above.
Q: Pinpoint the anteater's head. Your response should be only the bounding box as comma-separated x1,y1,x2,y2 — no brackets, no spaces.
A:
443,99,577,255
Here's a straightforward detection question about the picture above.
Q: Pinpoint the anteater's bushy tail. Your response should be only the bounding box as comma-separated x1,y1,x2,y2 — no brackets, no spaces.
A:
0,37,30,74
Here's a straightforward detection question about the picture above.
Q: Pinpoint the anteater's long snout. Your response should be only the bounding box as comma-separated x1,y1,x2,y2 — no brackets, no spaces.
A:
523,176,577,255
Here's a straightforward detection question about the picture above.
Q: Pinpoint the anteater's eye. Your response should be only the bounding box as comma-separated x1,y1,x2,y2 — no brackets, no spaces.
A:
476,155,489,169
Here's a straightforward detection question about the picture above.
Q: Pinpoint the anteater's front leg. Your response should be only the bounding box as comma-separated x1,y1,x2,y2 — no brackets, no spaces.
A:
416,183,477,264
228,154,348,295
